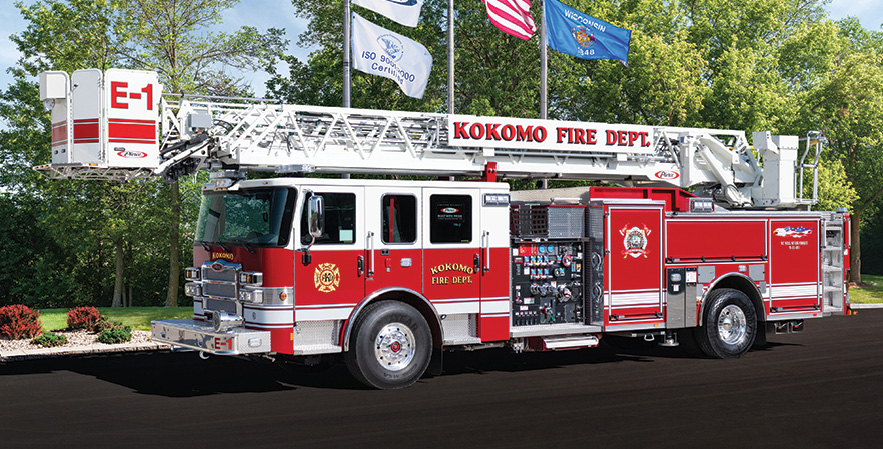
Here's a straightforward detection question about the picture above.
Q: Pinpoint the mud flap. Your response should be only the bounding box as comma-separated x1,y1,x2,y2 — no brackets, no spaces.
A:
426,347,444,376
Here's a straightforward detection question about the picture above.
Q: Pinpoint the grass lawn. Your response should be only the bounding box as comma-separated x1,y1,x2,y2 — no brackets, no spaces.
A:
848,274,883,304
36,307,192,332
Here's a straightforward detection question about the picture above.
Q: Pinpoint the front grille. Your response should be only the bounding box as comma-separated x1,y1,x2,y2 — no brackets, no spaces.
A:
200,261,241,300
203,282,237,299
202,263,239,282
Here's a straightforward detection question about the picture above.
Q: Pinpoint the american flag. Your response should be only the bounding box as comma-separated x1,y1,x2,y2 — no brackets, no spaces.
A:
484,0,537,40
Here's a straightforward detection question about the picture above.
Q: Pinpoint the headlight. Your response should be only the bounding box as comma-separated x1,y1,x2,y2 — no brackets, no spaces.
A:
239,288,263,304
184,282,202,297
184,267,201,281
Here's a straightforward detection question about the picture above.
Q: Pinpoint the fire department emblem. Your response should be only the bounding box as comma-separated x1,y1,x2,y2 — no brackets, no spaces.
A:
620,225,652,258
314,263,340,293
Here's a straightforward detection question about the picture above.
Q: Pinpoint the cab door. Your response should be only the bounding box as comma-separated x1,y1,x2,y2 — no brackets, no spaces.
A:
294,186,365,321
365,187,422,294
422,188,481,320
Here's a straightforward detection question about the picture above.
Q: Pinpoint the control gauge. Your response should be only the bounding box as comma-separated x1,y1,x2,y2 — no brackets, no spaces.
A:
547,243,557,255
538,244,546,254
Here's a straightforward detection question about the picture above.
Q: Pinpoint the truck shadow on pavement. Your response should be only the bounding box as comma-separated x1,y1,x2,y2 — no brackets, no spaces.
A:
0,339,802,396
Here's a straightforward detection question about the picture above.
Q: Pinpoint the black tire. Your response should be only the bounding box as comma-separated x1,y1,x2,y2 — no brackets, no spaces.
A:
344,301,432,389
694,288,757,358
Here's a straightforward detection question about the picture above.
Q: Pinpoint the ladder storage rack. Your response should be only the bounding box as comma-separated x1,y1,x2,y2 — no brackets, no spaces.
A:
821,215,848,313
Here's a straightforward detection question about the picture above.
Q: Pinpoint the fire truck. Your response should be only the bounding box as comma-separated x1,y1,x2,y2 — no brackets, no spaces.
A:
36,69,850,389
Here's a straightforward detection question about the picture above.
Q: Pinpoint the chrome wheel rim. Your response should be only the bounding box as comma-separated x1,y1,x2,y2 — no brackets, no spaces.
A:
718,304,747,345
374,322,416,371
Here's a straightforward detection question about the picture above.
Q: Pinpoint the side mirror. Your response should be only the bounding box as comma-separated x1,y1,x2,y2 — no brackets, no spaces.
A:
308,195,325,239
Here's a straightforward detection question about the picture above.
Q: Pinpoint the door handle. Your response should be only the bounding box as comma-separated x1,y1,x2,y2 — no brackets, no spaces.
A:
357,256,364,277
473,253,480,272
367,231,375,277
482,230,490,273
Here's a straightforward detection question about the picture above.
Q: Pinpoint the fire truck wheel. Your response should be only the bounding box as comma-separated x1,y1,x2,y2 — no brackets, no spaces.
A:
695,288,757,359
345,301,432,389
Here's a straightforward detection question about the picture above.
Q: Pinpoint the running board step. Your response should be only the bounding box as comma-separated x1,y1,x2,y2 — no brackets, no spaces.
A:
542,334,600,350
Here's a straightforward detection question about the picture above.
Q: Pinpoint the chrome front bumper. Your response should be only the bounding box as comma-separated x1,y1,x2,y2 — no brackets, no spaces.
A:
151,319,271,355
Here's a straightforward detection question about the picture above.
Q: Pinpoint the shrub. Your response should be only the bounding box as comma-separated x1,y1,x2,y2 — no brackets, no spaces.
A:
97,324,132,344
0,304,42,339
32,331,68,347
67,306,101,330
91,315,117,333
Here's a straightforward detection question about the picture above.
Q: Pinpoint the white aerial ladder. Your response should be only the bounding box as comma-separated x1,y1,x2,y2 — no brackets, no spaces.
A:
36,68,823,209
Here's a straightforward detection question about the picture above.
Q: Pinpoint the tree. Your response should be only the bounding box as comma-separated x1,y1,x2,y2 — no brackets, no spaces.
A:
2,0,283,307
116,0,285,306
804,51,883,283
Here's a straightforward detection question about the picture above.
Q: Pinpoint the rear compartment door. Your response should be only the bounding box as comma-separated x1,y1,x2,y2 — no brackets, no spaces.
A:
605,205,664,326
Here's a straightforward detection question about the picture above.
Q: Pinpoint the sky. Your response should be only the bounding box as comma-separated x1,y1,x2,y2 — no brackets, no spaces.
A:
0,0,881,101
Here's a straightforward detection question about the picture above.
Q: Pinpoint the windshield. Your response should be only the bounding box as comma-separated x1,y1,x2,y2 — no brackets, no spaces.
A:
195,187,297,247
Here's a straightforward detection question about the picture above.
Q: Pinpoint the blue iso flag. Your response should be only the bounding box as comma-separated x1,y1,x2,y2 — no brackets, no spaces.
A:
545,0,631,66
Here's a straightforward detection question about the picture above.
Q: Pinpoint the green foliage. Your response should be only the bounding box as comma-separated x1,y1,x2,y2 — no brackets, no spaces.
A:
845,274,883,302
31,331,68,347
97,324,132,344
0,0,272,308
806,160,858,213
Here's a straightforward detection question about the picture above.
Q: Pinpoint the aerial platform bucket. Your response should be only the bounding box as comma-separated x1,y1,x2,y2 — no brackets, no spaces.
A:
36,69,161,180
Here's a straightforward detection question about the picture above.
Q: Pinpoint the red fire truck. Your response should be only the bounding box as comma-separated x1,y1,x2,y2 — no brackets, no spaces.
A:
37,69,850,389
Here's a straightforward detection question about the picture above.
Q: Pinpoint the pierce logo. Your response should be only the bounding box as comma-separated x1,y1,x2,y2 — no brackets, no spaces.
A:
117,150,147,158
441,207,459,214
654,170,679,180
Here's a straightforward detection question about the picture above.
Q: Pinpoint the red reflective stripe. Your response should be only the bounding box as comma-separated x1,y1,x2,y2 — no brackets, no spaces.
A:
73,119,99,142
51,122,67,146
109,138,155,144
108,121,156,143
109,118,155,124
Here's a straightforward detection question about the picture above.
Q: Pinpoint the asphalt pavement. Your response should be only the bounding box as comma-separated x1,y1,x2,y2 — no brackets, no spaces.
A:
1,309,881,448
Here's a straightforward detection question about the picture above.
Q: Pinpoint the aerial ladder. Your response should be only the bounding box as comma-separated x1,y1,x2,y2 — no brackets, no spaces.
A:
36,68,824,210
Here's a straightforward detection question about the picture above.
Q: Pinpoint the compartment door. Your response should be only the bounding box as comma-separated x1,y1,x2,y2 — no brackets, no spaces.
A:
606,206,664,325
769,219,821,312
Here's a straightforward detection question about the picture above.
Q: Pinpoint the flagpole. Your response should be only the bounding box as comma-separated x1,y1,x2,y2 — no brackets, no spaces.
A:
343,0,352,108
539,0,548,189
447,0,455,114
343,0,351,179
540,0,548,120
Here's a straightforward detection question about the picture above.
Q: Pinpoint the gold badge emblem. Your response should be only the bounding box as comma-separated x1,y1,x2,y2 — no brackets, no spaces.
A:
314,263,340,293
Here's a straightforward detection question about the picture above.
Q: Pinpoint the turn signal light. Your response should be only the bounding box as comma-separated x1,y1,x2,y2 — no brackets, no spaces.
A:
184,267,200,281
239,272,263,285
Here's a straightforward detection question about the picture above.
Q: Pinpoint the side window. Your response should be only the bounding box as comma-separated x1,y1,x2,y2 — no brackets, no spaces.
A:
382,194,417,244
429,194,472,243
301,192,356,245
